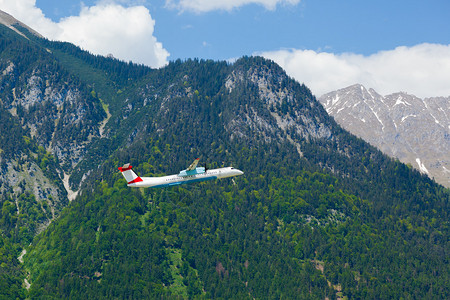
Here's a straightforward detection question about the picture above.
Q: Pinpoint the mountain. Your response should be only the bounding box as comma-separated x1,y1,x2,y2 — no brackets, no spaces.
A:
319,84,450,188
0,13,449,299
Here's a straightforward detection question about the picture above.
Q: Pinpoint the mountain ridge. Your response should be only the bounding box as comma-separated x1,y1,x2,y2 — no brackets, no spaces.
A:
0,10,42,39
319,83,449,187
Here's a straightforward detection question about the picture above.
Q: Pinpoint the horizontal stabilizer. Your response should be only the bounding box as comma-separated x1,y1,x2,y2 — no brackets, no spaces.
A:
118,163,133,172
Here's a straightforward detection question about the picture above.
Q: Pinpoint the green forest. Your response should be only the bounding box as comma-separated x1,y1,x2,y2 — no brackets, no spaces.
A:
0,23,449,299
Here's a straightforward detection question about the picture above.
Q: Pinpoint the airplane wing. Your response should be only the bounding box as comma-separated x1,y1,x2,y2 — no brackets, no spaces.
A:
186,158,200,171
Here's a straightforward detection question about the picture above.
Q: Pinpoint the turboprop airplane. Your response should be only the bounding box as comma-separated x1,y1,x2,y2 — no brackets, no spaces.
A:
118,158,243,188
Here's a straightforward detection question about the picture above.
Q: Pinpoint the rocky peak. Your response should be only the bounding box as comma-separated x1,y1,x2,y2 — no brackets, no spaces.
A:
223,58,332,155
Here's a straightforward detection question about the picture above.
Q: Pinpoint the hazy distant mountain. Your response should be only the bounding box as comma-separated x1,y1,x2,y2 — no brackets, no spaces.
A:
319,84,450,187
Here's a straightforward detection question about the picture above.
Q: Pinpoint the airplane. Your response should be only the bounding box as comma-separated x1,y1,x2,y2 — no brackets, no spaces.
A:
118,158,243,188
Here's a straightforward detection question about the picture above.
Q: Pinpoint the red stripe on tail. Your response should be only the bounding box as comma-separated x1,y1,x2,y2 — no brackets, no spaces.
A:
118,165,133,172
128,177,143,184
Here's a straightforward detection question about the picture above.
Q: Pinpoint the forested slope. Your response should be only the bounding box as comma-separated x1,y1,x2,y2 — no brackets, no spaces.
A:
0,22,448,299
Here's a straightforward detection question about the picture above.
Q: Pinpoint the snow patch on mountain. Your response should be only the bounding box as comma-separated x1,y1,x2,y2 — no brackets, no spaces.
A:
416,158,429,174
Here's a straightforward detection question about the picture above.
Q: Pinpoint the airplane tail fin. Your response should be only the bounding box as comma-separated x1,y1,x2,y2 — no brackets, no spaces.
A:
118,164,143,185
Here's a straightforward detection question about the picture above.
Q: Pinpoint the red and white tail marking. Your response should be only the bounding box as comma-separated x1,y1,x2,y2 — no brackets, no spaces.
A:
118,164,143,184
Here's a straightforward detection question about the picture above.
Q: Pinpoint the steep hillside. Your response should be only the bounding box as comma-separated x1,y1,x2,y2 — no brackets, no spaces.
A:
0,17,114,238
0,14,448,299
0,26,107,170
0,18,111,298
319,84,450,187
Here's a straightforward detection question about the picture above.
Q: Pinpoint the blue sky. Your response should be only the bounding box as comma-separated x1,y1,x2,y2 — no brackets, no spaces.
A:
1,0,450,97
33,0,450,59
158,0,450,60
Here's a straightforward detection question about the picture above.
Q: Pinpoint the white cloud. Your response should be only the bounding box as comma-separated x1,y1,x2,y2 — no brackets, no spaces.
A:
260,44,450,98
0,0,169,68
166,0,301,13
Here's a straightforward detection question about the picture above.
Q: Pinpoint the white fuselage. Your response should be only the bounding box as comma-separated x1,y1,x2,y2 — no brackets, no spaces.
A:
128,167,243,188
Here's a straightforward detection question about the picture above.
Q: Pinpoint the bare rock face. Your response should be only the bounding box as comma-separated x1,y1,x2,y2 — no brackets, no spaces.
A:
0,61,105,170
319,84,450,187
0,158,67,235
